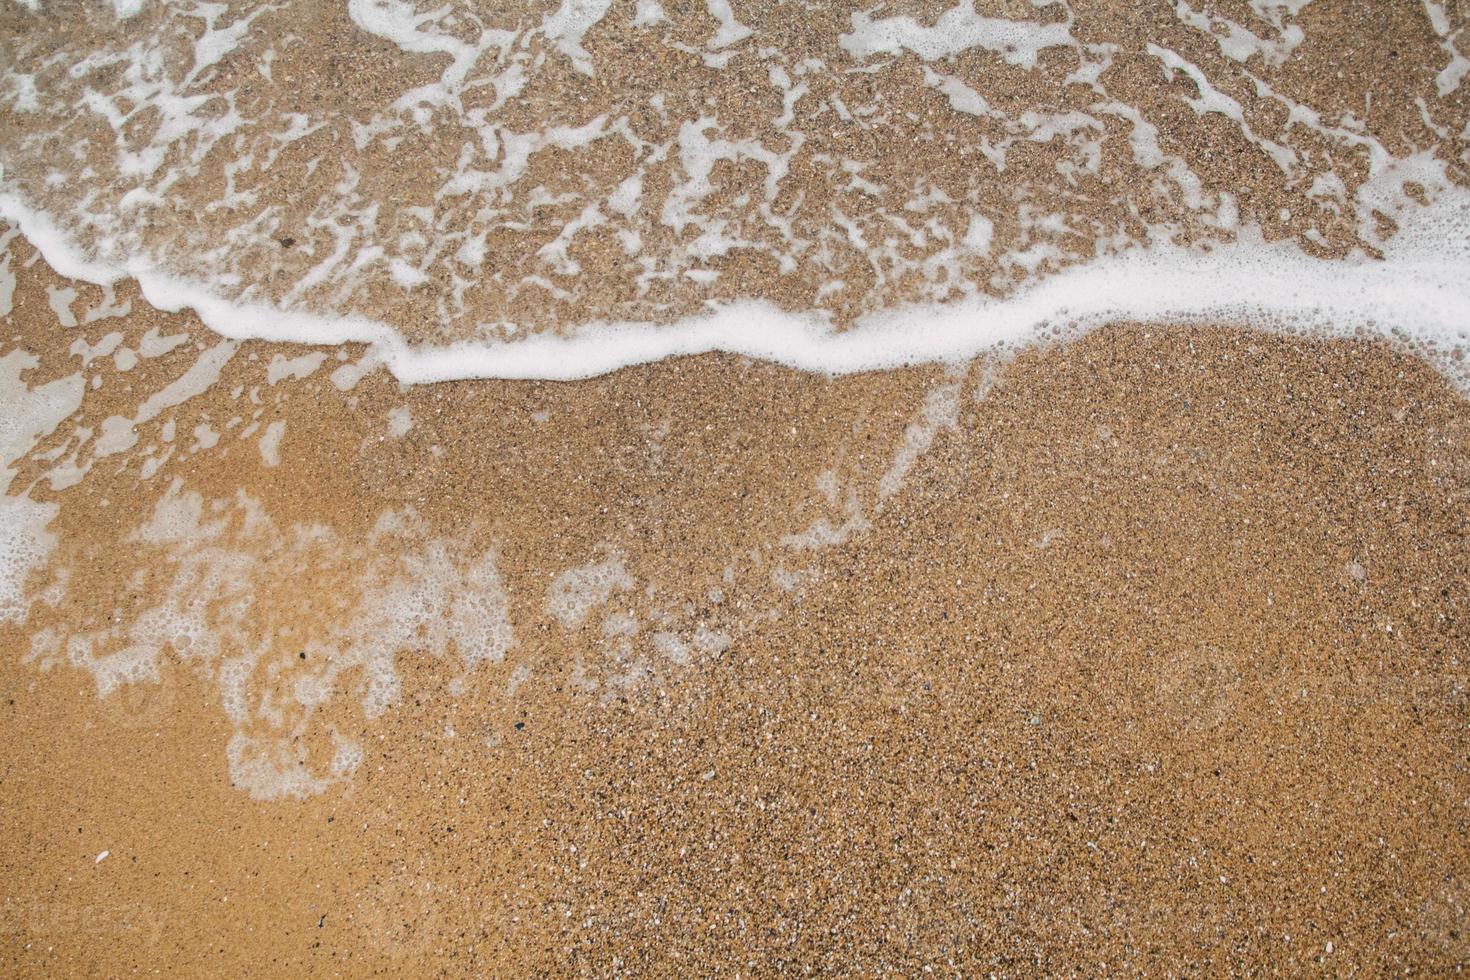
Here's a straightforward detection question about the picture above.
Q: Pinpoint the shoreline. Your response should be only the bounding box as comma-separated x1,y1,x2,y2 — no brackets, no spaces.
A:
4,191,1470,386
2,0,1468,968
3,228,1468,972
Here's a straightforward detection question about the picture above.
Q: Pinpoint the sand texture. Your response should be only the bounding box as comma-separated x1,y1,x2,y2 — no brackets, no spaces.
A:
1,0,1469,975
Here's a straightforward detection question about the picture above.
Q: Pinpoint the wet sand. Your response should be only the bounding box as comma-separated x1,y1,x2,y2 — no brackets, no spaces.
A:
3,0,1470,973
2,238,1468,974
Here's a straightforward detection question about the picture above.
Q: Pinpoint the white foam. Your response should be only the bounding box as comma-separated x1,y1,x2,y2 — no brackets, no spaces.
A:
0,495,60,624
692,624,732,656
450,551,514,670
651,631,690,665
703,0,752,49
3,180,1470,385
265,351,326,385
227,731,330,800
546,554,634,628
1424,0,1470,96
0,351,85,487
330,355,377,391
878,370,964,501
541,0,614,76
782,476,870,550
632,0,665,27
923,68,997,118
346,0,473,62
840,4,1075,69
386,406,412,438
1172,0,1304,67
1147,45,1296,173
46,285,78,327
0,350,84,623
257,419,284,467
92,340,236,457
0,240,14,316
138,327,189,358
36,484,517,798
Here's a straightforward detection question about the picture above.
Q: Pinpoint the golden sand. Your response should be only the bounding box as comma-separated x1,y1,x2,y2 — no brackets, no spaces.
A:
2,0,1469,973
2,236,1467,973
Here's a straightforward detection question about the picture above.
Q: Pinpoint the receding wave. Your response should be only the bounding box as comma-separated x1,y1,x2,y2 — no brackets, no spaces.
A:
2,0,1467,380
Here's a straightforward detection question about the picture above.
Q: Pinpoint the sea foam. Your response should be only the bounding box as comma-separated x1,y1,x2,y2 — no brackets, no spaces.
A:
5,0,1466,381
2,184,1468,386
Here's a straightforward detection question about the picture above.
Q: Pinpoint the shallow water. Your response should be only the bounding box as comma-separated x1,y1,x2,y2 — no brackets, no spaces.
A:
1,4,1469,972
3,0,1467,377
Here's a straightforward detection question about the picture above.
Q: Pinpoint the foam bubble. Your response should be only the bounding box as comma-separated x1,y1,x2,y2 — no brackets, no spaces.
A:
840,4,1075,68
265,351,326,385
546,554,634,628
257,420,284,467
386,406,413,438
650,631,690,665
0,495,59,624
0,350,85,624
226,731,332,801
693,624,732,656
32,483,517,799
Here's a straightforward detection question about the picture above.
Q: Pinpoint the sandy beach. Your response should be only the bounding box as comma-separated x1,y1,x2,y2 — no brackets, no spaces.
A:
3,235,1468,973
2,0,1468,974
